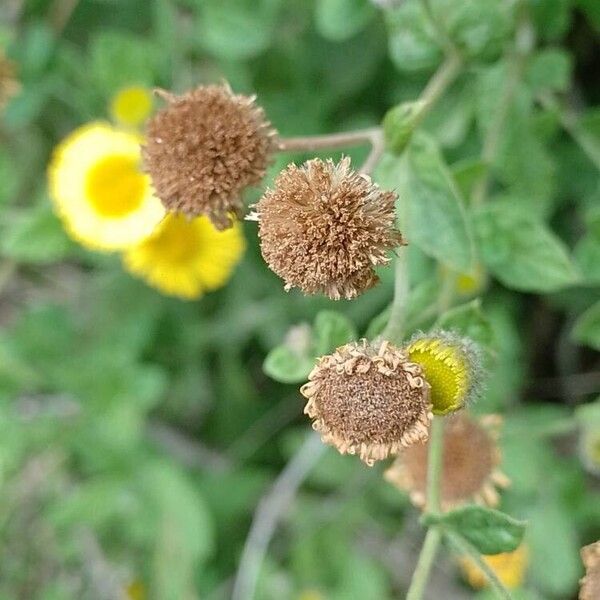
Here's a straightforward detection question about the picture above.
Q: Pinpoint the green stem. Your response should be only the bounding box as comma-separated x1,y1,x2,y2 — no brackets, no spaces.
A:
426,416,445,513
406,527,443,600
405,417,446,599
538,93,600,173
446,531,514,600
381,250,409,344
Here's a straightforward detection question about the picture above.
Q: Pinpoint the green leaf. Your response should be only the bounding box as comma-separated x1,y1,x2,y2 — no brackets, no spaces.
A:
575,397,600,427
383,100,428,155
385,0,442,72
1,202,73,264
199,0,283,60
574,233,600,284
433,0,513,60
474,201,580,292
383,133,473,270
526,48,572,93
437,505,526,555
313,310,357,356
263,345,314,384
315,0,376,42
528,498,581,595
571,300,600,350
437,299,494,348
451,158,488,198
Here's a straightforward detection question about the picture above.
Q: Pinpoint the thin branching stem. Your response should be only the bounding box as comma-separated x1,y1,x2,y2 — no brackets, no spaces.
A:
405,417,445,600
445,531,514,600
231,432,325,600
278,127,384,174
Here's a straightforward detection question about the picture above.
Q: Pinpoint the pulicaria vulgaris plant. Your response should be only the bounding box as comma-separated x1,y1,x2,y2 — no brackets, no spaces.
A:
138,71,530,599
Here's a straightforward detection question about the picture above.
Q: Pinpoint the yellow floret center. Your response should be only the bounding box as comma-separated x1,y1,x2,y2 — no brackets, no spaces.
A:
110,85,153,127
146,214,200,262
85,154,146,218
407,338,469,415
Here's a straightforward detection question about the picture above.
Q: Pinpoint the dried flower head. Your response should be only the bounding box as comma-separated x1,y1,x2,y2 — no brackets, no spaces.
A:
459,543,528,590
143,83,277,229
385,412,509,509
251,157,404,300
405,330,485,415
301,339,432,465
0,51,20,110
580,540,600,600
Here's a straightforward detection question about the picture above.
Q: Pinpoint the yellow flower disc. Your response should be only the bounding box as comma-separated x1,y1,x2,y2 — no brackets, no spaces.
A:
110,85,153,128
123,213,245,299
406,337,470,415
48,122,165,251
460,544,528,590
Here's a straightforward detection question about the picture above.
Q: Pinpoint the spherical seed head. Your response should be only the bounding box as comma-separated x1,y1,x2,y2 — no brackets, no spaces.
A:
253,157,404,300
385,412,509,510
580,541,600,600
143,84,278,229
405,330,485,415
301,339,432,465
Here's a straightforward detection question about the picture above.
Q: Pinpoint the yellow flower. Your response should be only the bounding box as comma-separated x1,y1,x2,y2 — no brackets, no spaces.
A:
110,85,153,128
454,263,487,297
122,580,145,600
48,122,165,251
123,213,245,299
405,330,484,415
459,544,528,590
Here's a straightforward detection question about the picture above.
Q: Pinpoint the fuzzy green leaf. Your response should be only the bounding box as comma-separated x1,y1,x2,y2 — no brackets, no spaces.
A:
315,0,376,42
474,201,580,292
313,310,357,356
400,133,473,270
263,345,314,384
437,505,526,555
571,300,600,351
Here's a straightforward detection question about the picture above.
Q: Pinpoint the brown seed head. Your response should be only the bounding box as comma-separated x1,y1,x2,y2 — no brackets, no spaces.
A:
580,541,600,600
0,51,19,110
301,339,432,465
385,412,509,509
143,83,277,229
252,157,404,300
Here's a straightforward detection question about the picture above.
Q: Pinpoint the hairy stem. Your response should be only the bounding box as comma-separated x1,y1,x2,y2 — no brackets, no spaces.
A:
278,128,384,174
381,250,409,344
231,432,325,600
446,531,514,600
405,417,446,599
406,527,443,600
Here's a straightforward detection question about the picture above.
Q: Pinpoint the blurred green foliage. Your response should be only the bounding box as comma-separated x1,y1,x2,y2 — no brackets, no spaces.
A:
0,0,599,598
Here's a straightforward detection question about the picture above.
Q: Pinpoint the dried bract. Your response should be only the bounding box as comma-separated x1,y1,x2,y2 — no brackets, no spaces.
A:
143,84,277,229
580,541,600,600
301,340,432,465
252,157,404,300
385,412,509,509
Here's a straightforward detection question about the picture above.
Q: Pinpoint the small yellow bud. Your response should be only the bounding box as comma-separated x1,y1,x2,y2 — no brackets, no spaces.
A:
110,85,153,128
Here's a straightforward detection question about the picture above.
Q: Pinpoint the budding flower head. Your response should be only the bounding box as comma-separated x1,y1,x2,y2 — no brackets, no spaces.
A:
580,540,600,600
301,339,432,465
143,83,277,229
405,330,485,415
385,413,509,510
252,157,404,300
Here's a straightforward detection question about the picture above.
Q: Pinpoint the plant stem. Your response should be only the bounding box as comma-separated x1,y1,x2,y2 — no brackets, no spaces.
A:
405,417,446,599
538,93,600,173
445,531,514,600
381,249,409,344
231,432,325,600
406,527,443,600
425,416,444,513
278,128,384,174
